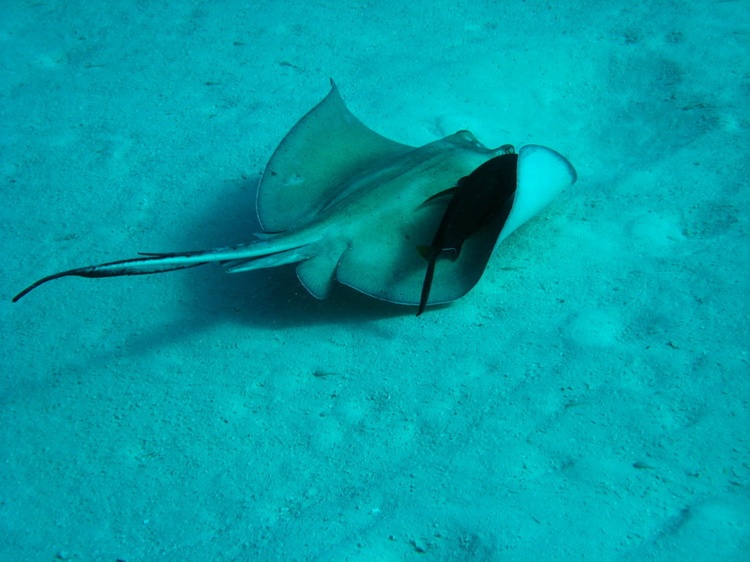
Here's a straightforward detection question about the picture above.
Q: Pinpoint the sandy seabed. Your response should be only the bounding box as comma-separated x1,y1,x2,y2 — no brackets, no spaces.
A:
2,1,749,560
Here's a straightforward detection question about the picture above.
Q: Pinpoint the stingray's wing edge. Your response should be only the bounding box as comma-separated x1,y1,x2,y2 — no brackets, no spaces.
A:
256,82,415,232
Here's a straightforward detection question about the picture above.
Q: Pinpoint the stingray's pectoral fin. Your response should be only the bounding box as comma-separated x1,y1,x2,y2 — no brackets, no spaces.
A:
12,256,208,302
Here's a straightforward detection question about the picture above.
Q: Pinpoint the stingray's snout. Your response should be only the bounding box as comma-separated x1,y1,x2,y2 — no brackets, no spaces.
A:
497,144,577,243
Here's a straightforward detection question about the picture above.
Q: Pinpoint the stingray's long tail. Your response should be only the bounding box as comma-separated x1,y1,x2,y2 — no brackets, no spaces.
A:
12,237,316,302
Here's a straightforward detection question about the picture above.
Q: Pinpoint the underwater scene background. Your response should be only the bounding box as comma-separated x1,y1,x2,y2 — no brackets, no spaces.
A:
2,1,748,559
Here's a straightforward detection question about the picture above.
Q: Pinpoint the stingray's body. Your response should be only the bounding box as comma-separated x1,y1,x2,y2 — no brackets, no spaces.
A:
14,82,577,312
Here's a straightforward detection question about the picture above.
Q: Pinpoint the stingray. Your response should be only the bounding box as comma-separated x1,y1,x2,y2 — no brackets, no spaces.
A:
13,81,577,314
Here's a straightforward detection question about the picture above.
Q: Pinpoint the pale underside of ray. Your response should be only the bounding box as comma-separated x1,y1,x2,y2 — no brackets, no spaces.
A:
14,82,575,307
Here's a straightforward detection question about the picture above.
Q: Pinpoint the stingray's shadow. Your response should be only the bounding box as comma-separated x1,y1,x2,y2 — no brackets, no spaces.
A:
60,175,417,376
166,175,411,328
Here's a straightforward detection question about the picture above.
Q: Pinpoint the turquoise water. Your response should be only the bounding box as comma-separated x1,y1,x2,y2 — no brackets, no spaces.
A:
2,1,748,560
